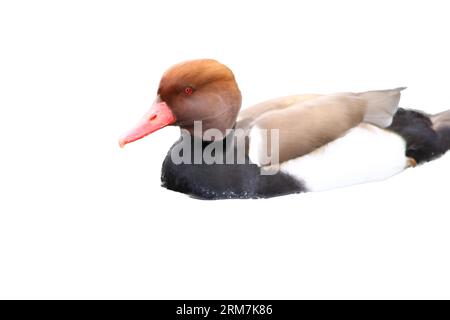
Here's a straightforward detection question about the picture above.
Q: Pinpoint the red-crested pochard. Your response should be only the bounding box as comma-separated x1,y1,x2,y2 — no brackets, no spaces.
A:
120,59,450,199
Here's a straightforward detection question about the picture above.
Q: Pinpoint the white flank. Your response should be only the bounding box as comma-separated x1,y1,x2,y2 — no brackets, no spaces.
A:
280,124,410,191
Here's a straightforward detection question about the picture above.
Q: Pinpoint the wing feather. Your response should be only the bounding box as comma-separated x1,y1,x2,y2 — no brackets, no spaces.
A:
241,88,405,166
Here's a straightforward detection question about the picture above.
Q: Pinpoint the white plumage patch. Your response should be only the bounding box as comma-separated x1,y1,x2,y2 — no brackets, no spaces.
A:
248,125,266,166
280,124,410,191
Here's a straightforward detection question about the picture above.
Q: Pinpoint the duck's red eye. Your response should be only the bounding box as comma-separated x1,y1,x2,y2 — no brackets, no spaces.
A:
184,86,194,95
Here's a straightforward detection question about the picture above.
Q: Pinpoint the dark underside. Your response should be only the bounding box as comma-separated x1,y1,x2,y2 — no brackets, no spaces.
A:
160,133,305,200
161,108,450,200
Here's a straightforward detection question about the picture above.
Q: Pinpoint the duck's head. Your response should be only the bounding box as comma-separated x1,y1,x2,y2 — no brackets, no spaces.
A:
119,59,242,147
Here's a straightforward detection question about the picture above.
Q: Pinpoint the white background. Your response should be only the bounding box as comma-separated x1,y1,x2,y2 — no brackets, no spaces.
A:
1,0,450,299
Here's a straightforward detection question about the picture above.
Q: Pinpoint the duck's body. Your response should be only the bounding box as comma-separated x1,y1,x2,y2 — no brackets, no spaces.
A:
120,59,450,200
160,108,449,199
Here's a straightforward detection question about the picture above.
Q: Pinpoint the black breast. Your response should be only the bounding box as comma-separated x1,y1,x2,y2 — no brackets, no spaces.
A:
160,133,305,199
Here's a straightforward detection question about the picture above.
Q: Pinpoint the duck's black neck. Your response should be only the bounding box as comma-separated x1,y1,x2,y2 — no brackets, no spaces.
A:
173,127,245,165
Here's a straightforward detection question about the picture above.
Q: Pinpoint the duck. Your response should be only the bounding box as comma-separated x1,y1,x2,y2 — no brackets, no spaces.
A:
119,59,450,199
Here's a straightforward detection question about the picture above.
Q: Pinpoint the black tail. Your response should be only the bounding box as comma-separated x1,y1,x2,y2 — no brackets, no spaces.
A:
388,108,450,164
431,110,450,152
